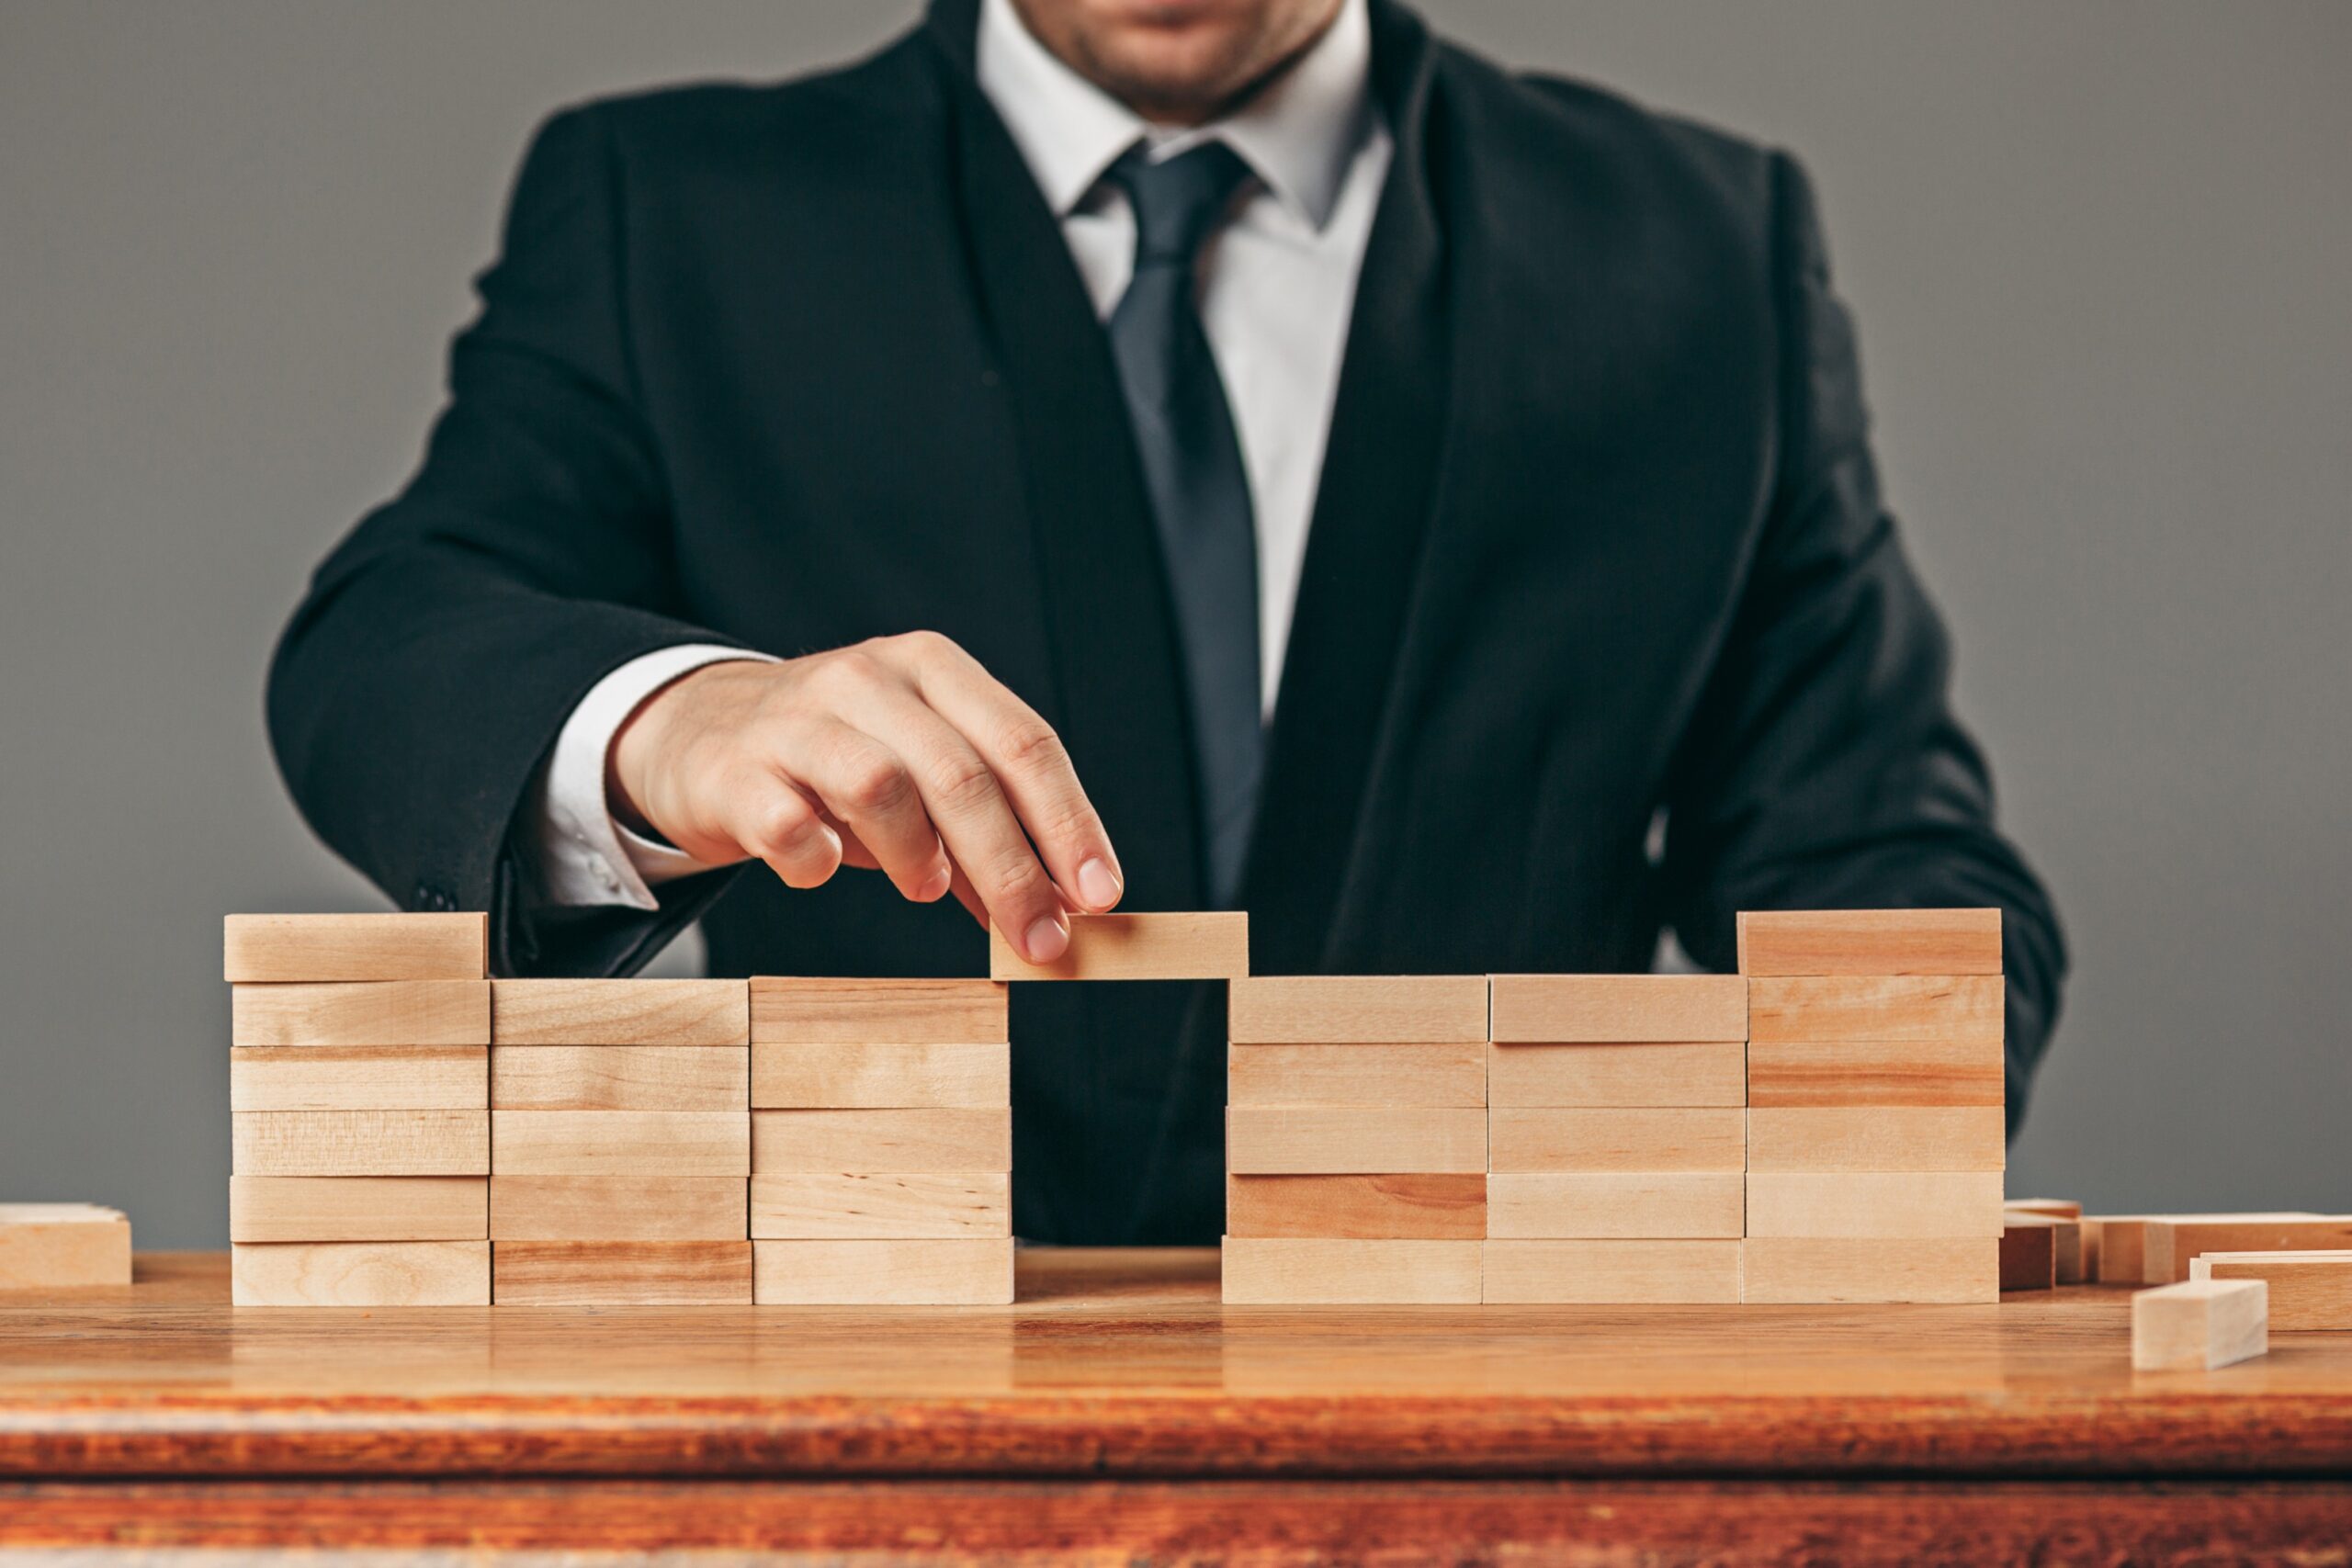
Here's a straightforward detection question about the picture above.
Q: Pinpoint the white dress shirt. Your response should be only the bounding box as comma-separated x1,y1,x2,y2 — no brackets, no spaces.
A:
530,0,1390,909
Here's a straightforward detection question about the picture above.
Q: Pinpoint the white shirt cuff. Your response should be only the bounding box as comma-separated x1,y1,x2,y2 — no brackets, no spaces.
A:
530,644,780,910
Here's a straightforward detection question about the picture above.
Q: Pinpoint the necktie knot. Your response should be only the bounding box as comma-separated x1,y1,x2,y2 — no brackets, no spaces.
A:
1107,140,1254,270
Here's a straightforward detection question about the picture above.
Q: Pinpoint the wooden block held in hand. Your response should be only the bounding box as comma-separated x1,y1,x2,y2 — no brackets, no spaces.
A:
2133,1279,2267,1371
1746,1037,2003,1108
989,911,1248,980
224,913,486,983
1744,1172,2005,1237
0,1204,130,1290
1483,1239,1742,1303
1224,1106,1485,1174
752,1043,1008,1110
232,1111,488,1177
1487,976,1747,1044
231,1047,488,1111
750,978,1007,1044
751,1172,1011,1239
1487,1041,1746,1109
1486,1173,1745,1239
1740,1236,1998,1303
1228,1042,1486,1108
753,1237,1013,1304
1736,908,2002,976
1748,976,2004,1044
490,1111,748,1177
2143,1216,2352,1284
232,1240,489,1306
492,1241,752,1305
231,981,490,1047
229,1177,487,1242
490,1177,749,1242
2000,1215,2057,1291
1227,976,1487,1044
2191,1252,2352,1331
491,979,750,1045
1221,1236,1482,1304
491,1045,748,1111
1747,1107,2005,1173
1487,1108,1747,1174
1225,1174,1486,1239
752,1110,1011,1174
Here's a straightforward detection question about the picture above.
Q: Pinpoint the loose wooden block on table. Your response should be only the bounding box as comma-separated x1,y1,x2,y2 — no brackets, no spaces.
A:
1740,1236,1998,1303
231,1240,490,1306
1220,1236,1483,1304
2007,1198,2083,1219
750,978,1007,1044
2192,1252,2352,1331
1999,1216,2057,1291
490,1111,748,1177
1227,976,1487,1044
490,978,750,1045
230,1046,488,1111
750,1172,1010,1239
1486,1108,1747,1174
490,1177,749,1242
1227,1042,1487,1107
1747,976,2005,1044
1487,975,1747,1044
2089,1214,2313,1285
223,912,487,983
1224,1106,1485,1175
229,1177,487,1243
1225,1174,1487,1240
492,1241,752,1306
751,1110,1012,1173
1487,1041,1746,1109
1736,908,2003,976
0,1205,130,1290
1485,1173,1746,1239
1483,1239,1743,1303
1746,1107,2005,1173
752,1237,1013,1305
231,1110,488,1177
752,1042,1008,1110
1745,1037,2004,1108
2002,1207,2085,1284
1744,1171,2006,1237
490,1045,748,1111
2133,1279,2268,1371
230,981,490,1047
988,911,1249,981
2143,1216,2352,1284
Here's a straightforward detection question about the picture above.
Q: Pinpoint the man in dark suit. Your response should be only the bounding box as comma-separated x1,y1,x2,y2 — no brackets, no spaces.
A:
269,0,2065,1245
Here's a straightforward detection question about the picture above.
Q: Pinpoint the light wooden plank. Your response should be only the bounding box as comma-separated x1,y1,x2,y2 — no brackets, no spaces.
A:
490,1111,749,1178
2089,1214,2315,1285
1483,1240,1742,1303
1227,976,1487,1044
1487,1042,1746,1109
1225,1175,1486,1240
1488,976,1747,1044
751,1110,1011,1174
492,1241,752,1306
1747,976,2004,1045
1487,1108,1747,1174
2143,1217,2352,1284
231,1046,487,1111
490,979,750,1045
490,1045,748,1111
231,1241,489,1306
2000,1216,2056,1291
1746,1037,2004,1108
0,1205,130,1290
224,913,486,983
489,1177,749,1242
1747,1107,2005,1173
750,1173,1011,1239
2006,1198,2083,1219
752,1043,1009,1110
989,911,1249,981
1227,1043,1487,1108
229,1177,487,1243
1744,1172,2006,1238
1224,1107,1486,1175
752,1238,1013,1305
1486,1173,1746,1239
1740,1237,1998,1303
1736,908,2003,976
231,1111,488,1177
2191,1252,2352,1331
230,981,490,1048
2133,1280,2267,1371
1220,1237,1483,1304
750,978,1007,1044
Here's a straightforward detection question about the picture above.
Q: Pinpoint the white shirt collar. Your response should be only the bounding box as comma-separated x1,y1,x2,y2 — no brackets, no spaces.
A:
975,0,1374,231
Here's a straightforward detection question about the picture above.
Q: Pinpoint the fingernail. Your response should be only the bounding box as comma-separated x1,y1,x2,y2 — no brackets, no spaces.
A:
916,862,953,902
1024,913,1069,964
1077,857,1122,911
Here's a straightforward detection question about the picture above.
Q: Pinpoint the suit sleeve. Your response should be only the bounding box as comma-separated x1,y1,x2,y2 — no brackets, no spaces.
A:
266,106,746,977
1658,152,2067,1132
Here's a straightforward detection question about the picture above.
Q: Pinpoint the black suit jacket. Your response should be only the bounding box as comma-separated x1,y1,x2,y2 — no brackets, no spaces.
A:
269,0,2065,1243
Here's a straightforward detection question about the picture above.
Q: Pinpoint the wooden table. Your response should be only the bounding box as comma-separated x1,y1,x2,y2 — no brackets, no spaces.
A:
3,1249,2349,1562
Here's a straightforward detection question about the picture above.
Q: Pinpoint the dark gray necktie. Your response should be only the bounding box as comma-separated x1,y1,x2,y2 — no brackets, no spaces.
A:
1102,141,1261,908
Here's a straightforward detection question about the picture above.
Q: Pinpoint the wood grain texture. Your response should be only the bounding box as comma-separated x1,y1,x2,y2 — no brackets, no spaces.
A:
1487,1041,1747,1109
493,1241,752,1306
1741,1237,2000,1303
1488,976,1748,1043
989,911,1249,980
490,979,750,1046
1224,1106,1486,1175
1484,1240,1743,1304
1228,1042,1487,1107
1486,1173,1746,1239
0,1206,129,1291
230,1046,487,1111
223,912,486,983
1747,1107,2006,1173
231,1110,488,1177
751,1110,1012,1174
1221,1236,1483,1303
2192,1252,2352,1331
1487,1108,1747,1174
750,978,1008,1044
2135,1280,2268,1371
2145,1218,2352,1284
752,1042,1009,1109
230,1241,489,1306
2000,1218,2056,1291
230,980,490,1047
1227,976,1487,1043
229,1177,487,1243
1748,976,2005,1045
1225,1175,1487,1240
1746,1037,2004,1108
490,1178,749,1242
752,1238,1012,1304
491,1111,749,1178
1736,908,2003,976
1746,1173,2006,1238
491,1045,748,1111
750,1173,1011,1239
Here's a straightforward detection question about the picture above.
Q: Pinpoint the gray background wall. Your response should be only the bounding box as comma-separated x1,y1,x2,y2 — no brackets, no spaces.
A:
3,2,2345,1247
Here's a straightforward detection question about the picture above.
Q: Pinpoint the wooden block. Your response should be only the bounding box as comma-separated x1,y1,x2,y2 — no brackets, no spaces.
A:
1225,1175,1487,1240
2006,1197,2083,1219
1227,976,1487,1044
231,1046,488,1111
751,1110,1011,1173
1740,1237,1998,1303
493,1241,752,1305
231,1110,488,1176
2000,1215,2057,1290
752,1042,1008,1110
224,913,486,983
1748,976,2004,1044
2081,1217,2104,1280
2133,1280,2267,1371
490,1177,749,1242
1746,1037,2003,1108
230,981,490,1047
0,1205,130,1290
749,978,1007,1044
231,1241,490,1306
1487,1042,1746,1109
229,1177,487,1242
1486,1173,1745,1239
2090,1214,2316,1285
490,1111,748,1177
1488,976,1747,1044
2191,1252,2352,1331
490,979,750,1045
1483,1239,1742,1303
491,1045,748,1111
1227,1043,1487,1108
1747,1107,2005,1172
750,1173,1011,1239
989,911,1248,980
1736,908,2002,976
752,1238,1013,1305
1221,1236,1483,1304
1224,1107,1485,1175
2144,1216,2352,1284
1744,1172,2006,1237
1487,1108,1747,1174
